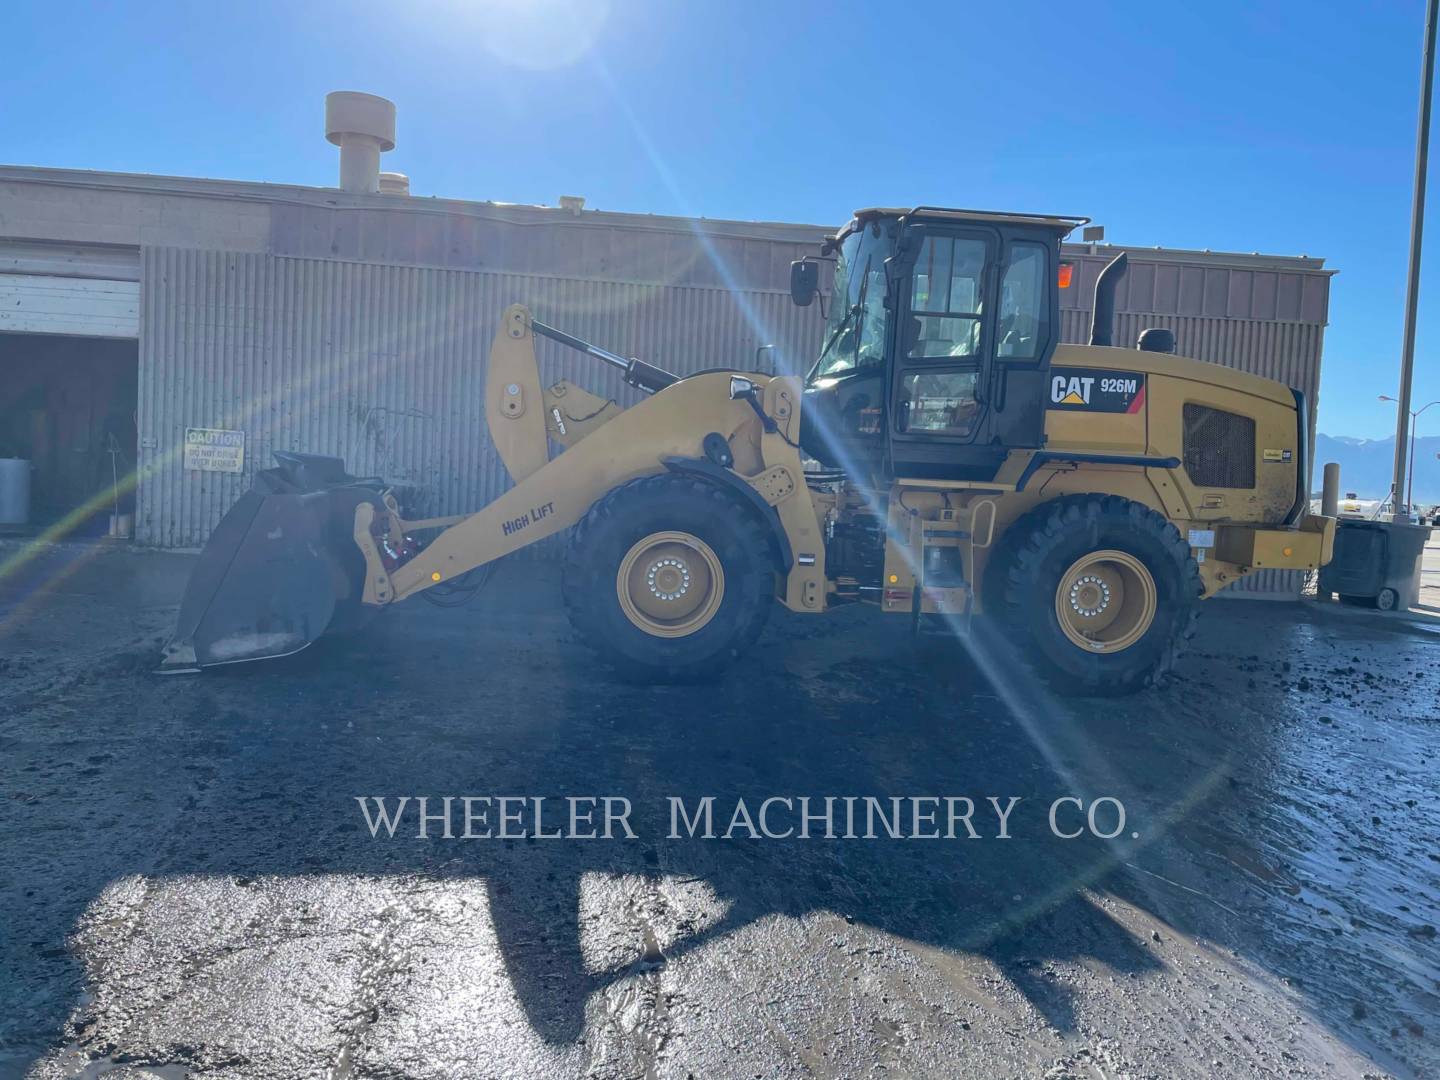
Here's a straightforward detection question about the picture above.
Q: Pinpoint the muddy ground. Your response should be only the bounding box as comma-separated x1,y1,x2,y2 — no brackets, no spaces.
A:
1,539,1437,1079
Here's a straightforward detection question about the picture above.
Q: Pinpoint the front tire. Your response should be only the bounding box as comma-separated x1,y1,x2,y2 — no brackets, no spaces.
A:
988,495,1202,696
562,475,776,681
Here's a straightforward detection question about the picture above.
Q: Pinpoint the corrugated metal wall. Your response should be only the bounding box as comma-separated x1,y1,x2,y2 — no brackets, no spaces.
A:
136,247,820,549
1058,246,1328,408
267,200,827,289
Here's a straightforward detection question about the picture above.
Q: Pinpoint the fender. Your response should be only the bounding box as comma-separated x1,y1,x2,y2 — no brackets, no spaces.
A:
660,456,795,571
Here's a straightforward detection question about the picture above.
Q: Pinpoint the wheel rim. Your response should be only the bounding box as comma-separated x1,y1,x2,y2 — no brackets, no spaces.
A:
616,531,725,638
1054,549,1157,654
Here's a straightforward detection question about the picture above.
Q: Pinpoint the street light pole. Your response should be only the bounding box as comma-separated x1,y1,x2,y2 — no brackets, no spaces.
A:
1391,0,1440,518
1380,395,1440,515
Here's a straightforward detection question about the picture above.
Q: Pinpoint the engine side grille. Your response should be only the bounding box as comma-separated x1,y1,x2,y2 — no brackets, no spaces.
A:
1183,404,1256,489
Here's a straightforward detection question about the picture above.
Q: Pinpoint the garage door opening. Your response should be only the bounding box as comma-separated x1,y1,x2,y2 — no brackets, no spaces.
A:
0,333,139,537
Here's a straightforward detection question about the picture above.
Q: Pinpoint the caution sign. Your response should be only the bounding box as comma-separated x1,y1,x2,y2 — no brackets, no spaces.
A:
183,427,245,473
1046,369,1146,414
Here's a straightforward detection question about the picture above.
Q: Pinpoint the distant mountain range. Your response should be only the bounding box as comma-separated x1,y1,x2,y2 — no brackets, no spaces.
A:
1314,433,1440,506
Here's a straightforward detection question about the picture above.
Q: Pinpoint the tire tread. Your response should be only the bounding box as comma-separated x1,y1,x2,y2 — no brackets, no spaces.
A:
562,474,775,681
986,494,1202,696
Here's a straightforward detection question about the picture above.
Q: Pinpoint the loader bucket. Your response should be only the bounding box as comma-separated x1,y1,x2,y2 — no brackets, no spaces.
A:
157,454,385,673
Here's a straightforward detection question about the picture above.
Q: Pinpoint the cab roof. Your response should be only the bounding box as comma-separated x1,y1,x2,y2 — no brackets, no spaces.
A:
851,206,1090,234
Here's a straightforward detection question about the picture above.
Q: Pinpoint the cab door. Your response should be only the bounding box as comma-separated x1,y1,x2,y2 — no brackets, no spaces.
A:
887,226,1000,479
887,225,1060,480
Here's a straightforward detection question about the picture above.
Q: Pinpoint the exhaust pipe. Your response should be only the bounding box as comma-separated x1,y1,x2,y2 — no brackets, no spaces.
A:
1088,251,1128,347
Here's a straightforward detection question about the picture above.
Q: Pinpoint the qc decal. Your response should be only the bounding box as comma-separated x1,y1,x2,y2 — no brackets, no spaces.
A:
1047,369,1146,414
1262,448,1293,463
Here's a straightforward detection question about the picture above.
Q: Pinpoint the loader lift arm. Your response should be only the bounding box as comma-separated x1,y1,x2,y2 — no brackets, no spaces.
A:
353,304,826,615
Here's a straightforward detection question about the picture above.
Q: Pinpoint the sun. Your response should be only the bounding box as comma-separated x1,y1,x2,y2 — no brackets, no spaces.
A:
472,0,611,71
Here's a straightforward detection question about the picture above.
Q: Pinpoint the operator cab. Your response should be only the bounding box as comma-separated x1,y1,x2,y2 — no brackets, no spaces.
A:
793,207,1086,482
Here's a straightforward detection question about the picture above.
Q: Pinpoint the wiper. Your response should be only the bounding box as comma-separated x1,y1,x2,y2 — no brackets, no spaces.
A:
816,302,861,366
814,256,875,371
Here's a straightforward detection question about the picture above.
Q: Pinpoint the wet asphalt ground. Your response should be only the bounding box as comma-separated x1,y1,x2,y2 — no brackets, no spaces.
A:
1,539,1438,1079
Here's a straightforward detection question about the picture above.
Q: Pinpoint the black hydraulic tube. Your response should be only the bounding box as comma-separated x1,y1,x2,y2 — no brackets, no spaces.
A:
530,318,679,393
530,318,629,371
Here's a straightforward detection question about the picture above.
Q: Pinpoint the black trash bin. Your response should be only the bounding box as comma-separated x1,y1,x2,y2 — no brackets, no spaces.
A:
1317,518,1430,610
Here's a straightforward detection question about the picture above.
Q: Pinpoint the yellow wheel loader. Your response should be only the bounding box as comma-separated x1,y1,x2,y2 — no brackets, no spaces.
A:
160,207,1336,695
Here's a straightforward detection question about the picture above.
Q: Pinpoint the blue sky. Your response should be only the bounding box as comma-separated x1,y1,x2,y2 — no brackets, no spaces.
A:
1,0,1436,438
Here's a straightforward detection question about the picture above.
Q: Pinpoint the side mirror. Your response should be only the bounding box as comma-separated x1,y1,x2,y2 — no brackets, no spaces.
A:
790,259,819,307
729,376,757,400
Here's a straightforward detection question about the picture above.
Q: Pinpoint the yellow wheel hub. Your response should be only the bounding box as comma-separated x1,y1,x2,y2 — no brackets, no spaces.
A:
1054,549,1157,654
616,531,725,638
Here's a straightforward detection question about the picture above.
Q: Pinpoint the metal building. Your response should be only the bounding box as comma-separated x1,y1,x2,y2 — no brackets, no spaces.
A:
0,165,823,550
0,123,1333,595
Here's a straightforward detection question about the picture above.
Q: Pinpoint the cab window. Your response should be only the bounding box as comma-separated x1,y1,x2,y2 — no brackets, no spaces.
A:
905,236,987,360
898,370,980,437
996,241,1049,361
813,227,892,378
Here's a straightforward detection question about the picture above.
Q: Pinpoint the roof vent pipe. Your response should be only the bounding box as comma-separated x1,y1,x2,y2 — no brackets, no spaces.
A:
1087,251,1128,347
378,171,410,196
325,91,396,194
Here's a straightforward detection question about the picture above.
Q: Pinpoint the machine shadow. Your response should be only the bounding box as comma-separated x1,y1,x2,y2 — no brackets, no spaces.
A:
0,580,1350,1065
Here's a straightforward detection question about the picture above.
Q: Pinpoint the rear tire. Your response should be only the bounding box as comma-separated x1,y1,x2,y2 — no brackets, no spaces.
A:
563,475,776,681
987,495,1201,696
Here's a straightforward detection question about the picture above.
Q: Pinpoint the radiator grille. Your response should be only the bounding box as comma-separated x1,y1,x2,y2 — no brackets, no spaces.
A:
1183,404,1256,488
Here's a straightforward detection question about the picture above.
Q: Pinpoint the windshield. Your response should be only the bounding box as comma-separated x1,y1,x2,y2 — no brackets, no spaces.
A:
811,223,893,379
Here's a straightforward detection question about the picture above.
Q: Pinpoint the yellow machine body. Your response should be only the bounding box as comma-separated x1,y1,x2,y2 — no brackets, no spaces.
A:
870,345,1332,619
357,311,1331,619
